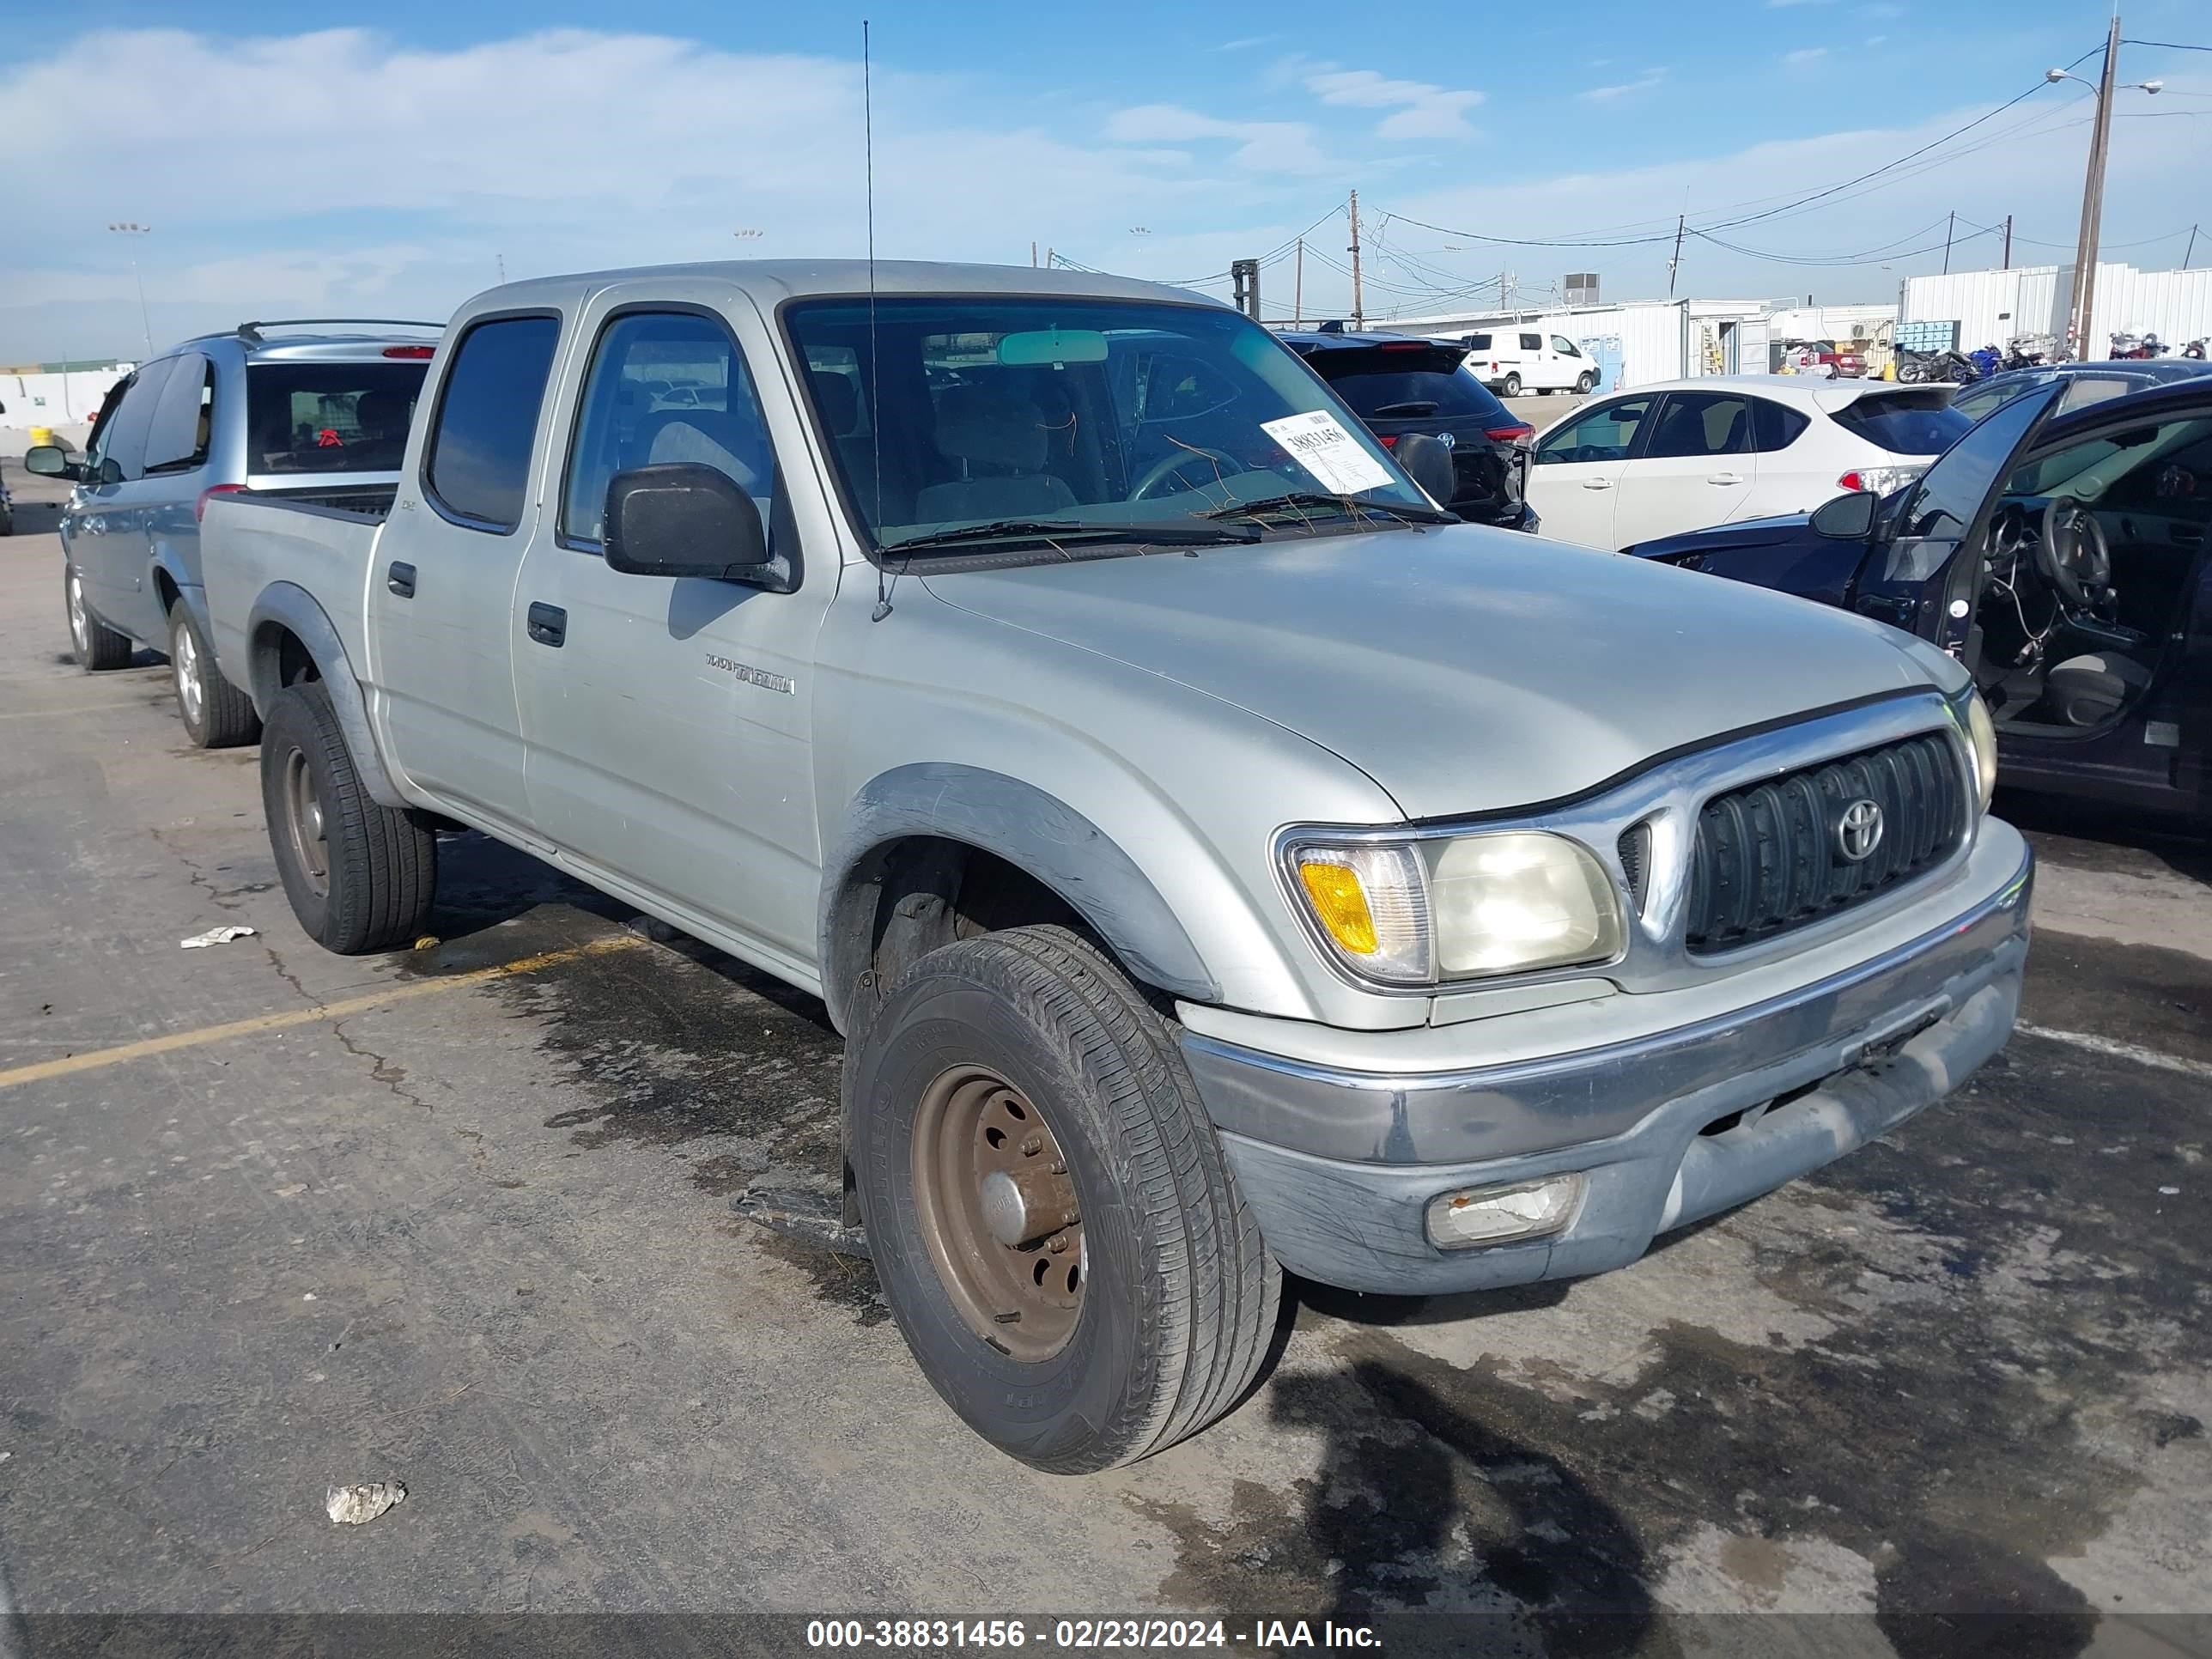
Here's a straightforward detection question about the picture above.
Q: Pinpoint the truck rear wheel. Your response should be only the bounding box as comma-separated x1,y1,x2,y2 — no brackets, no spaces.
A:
260,680,435,955
65,565,133,671
848,925,1279,1473
170,605,261,749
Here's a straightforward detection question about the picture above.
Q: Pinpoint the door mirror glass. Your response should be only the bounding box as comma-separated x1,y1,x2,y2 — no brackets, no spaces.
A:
1391,432,1456,506
605,463,773,581
1811,489,1878,539
23,444,74,478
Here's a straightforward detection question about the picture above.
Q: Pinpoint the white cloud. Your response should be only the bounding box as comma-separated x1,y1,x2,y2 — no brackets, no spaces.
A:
1768,0,1837,8
1215,34,1275,52
1784,46,1832,65
1581,69,1668,102
1303,68,1485,140
1102,105,1330,173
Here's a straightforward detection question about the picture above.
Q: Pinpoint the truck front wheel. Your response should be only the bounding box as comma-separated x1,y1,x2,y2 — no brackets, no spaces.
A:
849,925,1279,1473
260,680,436,954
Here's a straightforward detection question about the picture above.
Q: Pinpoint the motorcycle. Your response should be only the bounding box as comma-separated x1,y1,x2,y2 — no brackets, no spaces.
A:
2185,339,2208,361
1894,346,1980,386
1969,343,2004,378
2002,334,2054,371
2111,331,2168,361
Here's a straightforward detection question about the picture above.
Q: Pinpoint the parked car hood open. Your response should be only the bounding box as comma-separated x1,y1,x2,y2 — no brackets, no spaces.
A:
921,526,1952,820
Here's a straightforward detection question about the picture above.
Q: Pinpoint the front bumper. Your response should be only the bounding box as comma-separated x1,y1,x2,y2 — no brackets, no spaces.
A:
1184,836,2033,1295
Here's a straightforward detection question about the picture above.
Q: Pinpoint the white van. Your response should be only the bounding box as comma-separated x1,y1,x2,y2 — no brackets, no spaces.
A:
1462,330,1597,397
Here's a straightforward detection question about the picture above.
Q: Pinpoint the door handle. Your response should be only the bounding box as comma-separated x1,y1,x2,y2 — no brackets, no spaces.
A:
1581,478,1613,491
1706,471,1744,485
386,562,416,598
526,602,567,648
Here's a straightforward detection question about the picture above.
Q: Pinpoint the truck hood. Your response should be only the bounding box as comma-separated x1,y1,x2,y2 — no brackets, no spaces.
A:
920,526,1946,820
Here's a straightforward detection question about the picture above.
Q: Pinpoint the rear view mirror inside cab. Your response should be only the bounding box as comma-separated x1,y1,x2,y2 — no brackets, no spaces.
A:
997,328,1109,367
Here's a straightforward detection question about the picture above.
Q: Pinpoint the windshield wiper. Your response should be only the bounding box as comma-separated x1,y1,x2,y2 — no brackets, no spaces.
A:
880,518,1259,554
1200,492,1458,526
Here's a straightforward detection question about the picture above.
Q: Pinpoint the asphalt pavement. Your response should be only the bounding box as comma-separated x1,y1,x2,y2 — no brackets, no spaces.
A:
2,465,2208,1653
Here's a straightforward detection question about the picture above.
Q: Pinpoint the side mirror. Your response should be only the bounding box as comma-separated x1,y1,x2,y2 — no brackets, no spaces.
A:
1391,432,1456,507
23,444,81,480
1811,489,1878,539
605,463,772,581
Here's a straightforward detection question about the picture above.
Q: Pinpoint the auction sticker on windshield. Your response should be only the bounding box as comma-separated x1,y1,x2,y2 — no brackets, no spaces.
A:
1261,410,1395,495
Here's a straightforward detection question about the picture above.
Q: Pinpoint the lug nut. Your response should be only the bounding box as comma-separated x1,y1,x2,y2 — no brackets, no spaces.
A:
1021,1133,1044,1157
1048,1235,1068,1253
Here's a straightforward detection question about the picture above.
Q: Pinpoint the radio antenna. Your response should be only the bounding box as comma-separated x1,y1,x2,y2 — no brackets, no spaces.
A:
864,19,893,622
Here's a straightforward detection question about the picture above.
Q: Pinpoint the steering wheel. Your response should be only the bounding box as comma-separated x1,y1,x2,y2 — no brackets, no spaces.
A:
2039,496,2112,608
1130,444,1245,502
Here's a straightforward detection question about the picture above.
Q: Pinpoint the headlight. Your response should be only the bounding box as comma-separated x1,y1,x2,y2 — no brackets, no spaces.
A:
1285,831,1623,986
1964,693,1998,812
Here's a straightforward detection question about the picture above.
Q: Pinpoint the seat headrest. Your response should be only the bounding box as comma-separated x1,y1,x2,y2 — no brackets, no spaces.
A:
811,370,860,437
933,383,1048,472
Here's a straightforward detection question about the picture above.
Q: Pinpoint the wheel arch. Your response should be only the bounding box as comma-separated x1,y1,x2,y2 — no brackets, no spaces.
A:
818,763,1221,1036
245,582,408,809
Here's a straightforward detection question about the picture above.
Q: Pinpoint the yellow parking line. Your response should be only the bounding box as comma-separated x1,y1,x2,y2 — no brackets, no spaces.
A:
0,933,642,1091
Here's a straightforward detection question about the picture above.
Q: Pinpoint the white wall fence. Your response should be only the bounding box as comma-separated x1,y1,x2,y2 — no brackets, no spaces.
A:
1901,263,2212,353
1375,301,1691,391
2,368,131,428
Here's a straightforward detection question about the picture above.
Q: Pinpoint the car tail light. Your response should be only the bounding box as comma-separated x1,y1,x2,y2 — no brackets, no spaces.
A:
1380,341,1428,351
1837,465,1923,495
1379,434,1400,447
196,483,246,521
383,344,435,359
1485,423,1534,441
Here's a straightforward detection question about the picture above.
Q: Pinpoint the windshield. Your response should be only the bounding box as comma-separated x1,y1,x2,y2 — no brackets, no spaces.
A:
1306,348,1505,421
246,361,428,475
783,297,1430,550
1829,390,1972,456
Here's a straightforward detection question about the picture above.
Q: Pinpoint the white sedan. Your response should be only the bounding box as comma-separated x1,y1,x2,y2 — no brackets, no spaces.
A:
1523,376,1972,550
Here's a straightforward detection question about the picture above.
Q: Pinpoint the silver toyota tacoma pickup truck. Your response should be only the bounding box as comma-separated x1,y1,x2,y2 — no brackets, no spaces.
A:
201,261,2032,1474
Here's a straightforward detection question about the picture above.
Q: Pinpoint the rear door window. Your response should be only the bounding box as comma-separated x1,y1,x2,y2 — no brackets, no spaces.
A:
1644,392,1753,459
423,315,562,532
1519,333,1542,352
94,358,177,482
1750,398,1810,452
143,354,214,474
1830,391,1972,456
1464,333,1492,351
247,361,430,477
1314,349,1507,421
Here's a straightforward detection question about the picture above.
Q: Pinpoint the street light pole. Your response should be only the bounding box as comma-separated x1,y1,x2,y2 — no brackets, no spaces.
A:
2050,25,2160,360
107,222,155,358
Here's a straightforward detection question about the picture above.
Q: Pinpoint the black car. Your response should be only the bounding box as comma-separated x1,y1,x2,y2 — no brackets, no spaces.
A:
1626,379,2212,823
1279,331,1536,530
1947,357,2212,426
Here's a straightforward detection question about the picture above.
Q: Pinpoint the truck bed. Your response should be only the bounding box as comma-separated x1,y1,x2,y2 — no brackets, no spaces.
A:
200,490,387,701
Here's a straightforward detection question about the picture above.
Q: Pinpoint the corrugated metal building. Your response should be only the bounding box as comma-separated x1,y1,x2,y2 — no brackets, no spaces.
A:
1900,262,2212,353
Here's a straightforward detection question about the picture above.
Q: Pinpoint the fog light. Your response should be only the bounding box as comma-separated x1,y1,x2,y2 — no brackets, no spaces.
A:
1425,1173,1586,1249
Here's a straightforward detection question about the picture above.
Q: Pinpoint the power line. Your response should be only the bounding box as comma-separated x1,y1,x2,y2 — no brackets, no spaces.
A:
2121,37,2212,51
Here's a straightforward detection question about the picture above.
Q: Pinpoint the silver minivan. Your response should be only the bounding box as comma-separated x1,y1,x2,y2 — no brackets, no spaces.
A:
27,320,438,745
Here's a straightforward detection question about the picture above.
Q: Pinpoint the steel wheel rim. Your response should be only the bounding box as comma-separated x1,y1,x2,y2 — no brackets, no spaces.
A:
282,747,330,899
67,574,88,654
911,1064,1085,1362
174,623,204,723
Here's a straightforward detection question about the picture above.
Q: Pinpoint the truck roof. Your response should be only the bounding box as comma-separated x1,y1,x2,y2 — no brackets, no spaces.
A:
459,259,1221,312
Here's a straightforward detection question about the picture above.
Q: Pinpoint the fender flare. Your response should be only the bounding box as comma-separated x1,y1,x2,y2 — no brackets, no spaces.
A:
245,582,408,809
819,762,1219,1030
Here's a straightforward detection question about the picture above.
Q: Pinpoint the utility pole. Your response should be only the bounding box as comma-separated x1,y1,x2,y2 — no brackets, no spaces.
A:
496,252,507,283
1030,240,1037,268
1667,214,1686,298
1942,210,1956,275
1293,239,1304,326
106,222,155,358
2002,215,2013,270
1346,190,1364,330
2185,225,2198,270
2064,16,2123,359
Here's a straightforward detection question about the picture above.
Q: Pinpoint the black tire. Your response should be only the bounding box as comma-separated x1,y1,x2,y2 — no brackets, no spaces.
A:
850,925,1279,1474
64,563,132,671
1576,371,1597,395
1501,372,1522,398
260,680,435,954
169,605,260,749
0,504,15,536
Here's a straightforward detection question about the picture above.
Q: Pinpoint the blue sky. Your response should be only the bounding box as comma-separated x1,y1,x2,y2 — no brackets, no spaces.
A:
4,0,2208,362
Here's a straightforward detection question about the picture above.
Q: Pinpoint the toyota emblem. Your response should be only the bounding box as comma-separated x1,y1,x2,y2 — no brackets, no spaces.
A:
1836,798,1885,863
